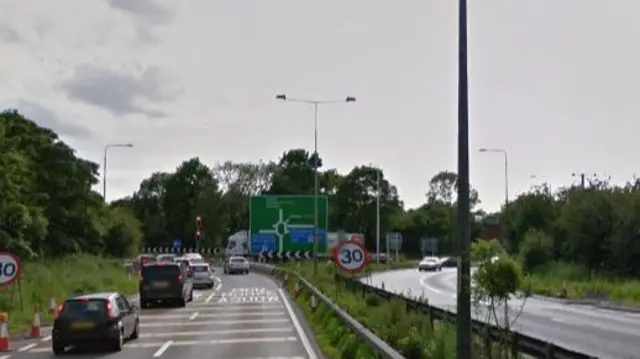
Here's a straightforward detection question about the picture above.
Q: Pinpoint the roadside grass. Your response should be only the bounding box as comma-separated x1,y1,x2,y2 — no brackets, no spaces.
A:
280,261,461,359
0,254,138,335
527,262,640,305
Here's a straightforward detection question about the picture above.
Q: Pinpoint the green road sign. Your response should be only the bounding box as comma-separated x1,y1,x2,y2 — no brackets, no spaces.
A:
249,195,328,254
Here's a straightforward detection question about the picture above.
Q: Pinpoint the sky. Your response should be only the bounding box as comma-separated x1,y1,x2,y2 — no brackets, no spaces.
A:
1,0,639,212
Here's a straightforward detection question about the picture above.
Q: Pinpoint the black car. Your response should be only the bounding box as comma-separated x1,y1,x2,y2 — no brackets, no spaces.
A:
51,292,139,355
139,262,193,308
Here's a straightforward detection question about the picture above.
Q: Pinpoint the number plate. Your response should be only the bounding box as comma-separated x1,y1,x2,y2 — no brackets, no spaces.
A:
71,321,94,330
152,281,169,288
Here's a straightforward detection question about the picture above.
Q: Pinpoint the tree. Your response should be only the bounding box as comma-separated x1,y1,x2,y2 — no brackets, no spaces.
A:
267,149,319,195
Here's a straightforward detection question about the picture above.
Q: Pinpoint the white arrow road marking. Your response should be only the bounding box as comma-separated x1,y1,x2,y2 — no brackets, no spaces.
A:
152,340,173,357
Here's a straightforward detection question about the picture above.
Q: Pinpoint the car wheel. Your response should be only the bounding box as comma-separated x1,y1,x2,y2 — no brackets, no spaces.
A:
178,297,186,308
130,320,139,340
112,329,124,351
140,300,148,309
52,341,65,355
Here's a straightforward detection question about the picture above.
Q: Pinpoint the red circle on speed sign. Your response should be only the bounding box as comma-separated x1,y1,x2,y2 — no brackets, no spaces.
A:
334,241,368,273
0,250,21,286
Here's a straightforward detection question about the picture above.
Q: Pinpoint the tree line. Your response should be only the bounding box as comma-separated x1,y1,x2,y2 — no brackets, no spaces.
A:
3,110,640,278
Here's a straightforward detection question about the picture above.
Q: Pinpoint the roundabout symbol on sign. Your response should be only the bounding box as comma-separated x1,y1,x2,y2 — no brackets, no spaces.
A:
334,241,368,273
0,250,21,286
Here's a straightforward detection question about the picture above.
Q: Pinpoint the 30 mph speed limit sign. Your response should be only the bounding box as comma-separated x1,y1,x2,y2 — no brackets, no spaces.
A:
0,251,21,286
334,241,369,273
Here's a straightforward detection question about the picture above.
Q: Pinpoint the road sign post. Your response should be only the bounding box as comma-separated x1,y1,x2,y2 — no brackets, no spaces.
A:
249,195,328,258
0,251,21,287
332,241,369,275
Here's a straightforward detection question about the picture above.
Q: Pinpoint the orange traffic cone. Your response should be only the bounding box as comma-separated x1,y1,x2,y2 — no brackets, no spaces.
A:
0,313,10,351
29,312,41,338
294,282,301,298
47,298,57,316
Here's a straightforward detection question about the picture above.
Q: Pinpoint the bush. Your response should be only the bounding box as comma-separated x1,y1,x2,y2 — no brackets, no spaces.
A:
518,229,553,273
281,262,458,359
0,254,137,334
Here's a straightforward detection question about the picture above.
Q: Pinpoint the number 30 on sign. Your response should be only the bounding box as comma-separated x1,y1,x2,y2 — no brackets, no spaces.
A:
334,241,369,273
0,251,21,287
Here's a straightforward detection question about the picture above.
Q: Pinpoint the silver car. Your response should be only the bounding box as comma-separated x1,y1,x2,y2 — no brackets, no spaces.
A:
418,256,442,271
223,256,250,275
190,263,215,289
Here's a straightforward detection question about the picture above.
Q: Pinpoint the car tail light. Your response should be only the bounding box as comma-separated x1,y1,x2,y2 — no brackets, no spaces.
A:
105,300,117,320
177,273,183,281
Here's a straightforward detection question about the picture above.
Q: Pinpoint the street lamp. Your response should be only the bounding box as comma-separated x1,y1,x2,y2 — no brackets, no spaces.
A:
275,94,356,275
103,143,134,202
478,148,509,208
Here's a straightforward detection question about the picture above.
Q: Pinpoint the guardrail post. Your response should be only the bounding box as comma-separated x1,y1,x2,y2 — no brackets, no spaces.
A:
482,326,492,359
545,342,554,359
509,332,518,359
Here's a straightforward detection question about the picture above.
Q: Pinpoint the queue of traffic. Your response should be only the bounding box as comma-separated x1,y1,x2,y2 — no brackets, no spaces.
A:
49,252,252,355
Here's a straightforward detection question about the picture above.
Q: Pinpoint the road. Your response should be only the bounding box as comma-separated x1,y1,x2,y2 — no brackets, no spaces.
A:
364,268,640,359
4,269,319,359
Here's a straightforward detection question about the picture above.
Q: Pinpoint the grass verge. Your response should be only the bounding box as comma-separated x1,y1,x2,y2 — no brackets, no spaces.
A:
527,262,640,306
0,254,138,335
280,261,460,359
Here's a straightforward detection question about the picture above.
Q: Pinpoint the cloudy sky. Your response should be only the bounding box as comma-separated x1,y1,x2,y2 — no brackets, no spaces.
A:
1,0,639,211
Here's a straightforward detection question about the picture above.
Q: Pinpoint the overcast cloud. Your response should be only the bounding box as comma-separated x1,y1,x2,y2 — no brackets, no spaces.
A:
1,0,639,207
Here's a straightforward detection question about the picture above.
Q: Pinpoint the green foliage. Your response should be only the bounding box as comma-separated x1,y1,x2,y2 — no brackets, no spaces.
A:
518,229,553,273
284,262,460,359
0,254,137,334
0,110,142,258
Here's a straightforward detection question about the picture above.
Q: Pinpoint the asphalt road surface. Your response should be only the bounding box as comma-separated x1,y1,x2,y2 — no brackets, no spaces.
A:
364,268,640,359
5,270,318,359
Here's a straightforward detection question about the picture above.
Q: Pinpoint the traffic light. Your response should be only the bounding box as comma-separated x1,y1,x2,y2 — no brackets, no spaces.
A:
196,216,202,229
195,231,201,241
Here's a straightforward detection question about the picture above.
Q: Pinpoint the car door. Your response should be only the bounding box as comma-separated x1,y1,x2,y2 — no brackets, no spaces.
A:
115,295,132,336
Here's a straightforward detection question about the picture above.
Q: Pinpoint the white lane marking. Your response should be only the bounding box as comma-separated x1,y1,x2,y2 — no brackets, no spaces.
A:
141,311,286,320
131,337,298,348
141,327,295,338
550,317,569,323
0,354,10,359
278,288,318,359
419,274,443,294
141,318,290,327
213,276,223,291
41,335,52,342
205,291,216,303
144,304,284,311
152,340,173,357
18,343,37,352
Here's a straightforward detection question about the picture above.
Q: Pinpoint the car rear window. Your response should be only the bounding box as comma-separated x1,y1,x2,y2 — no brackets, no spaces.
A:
61,299,108,318
230,257,247,263
192,265,209,272
142,265,181,280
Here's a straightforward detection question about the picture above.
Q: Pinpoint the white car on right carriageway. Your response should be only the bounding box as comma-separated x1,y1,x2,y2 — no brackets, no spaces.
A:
417,256,443,272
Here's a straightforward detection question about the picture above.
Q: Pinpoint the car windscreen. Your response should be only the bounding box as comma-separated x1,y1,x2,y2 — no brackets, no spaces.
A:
192,265,209,272
230,258,246,263
142,265,181,280
60,299,108,319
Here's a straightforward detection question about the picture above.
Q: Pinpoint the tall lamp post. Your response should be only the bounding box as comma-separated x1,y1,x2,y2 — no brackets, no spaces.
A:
457,0,472,357
478,148,509,208
103,143,134,202
275,94,356,276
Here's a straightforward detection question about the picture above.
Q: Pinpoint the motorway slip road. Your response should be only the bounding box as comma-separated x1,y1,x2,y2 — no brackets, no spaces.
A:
366,268,640,359
4,270,318,359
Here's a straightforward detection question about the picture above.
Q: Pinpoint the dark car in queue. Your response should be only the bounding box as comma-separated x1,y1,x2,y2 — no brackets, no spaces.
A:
139,262,193,309
51,292,139,355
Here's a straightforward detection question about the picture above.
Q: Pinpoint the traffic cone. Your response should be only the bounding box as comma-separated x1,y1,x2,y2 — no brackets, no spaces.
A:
294,282,301,298
0,313,10,351
310,295,317,313
48,298,57,316
29,312,41,338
